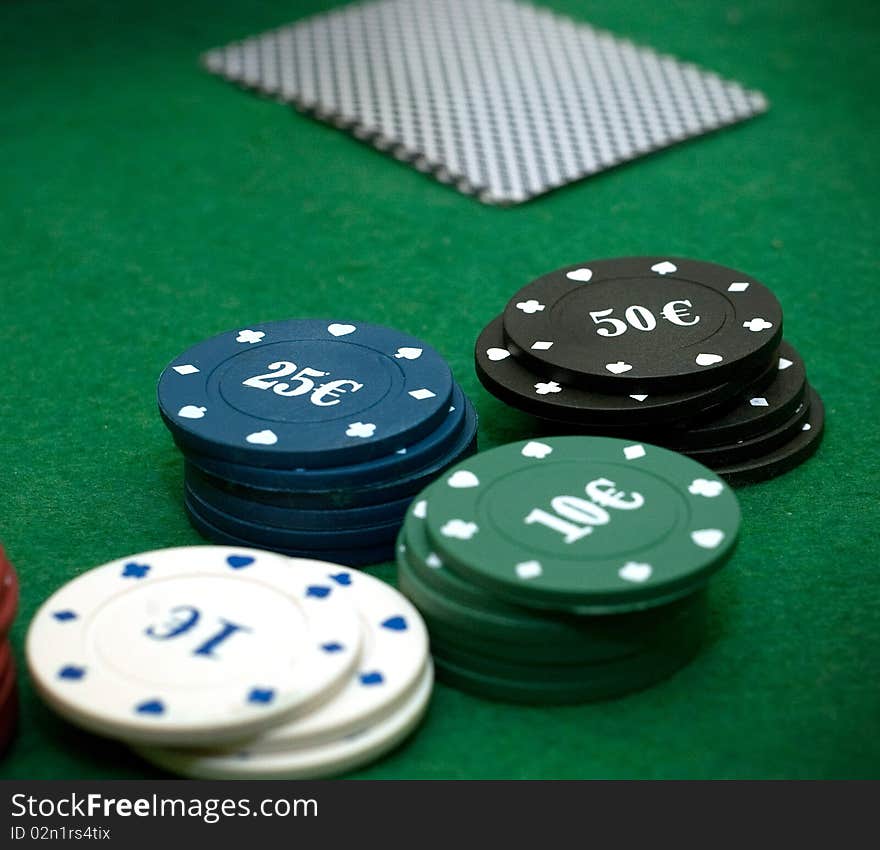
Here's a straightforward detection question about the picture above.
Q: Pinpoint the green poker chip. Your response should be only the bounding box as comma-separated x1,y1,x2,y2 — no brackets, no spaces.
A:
423,436,741,612
398,504,708,665
431,620,705,705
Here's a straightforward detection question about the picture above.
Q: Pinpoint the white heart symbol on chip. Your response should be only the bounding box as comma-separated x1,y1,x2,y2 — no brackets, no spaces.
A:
691,529,725,549
606,361,633,375
327,323,356,337
395,347,423,360
487,348,511,362
565,268,593,282
448,470,479,489
246,430,278,446
651,261,678,275
521,441,552,459
619,562,652,583
178,405,207,420
516,561,543,580
695,353,723,366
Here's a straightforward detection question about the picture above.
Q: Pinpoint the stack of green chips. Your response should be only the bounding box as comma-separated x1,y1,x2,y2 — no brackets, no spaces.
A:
396,436,741,704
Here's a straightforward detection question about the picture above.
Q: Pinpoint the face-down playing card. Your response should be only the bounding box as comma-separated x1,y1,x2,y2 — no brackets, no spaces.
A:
203,0,768,205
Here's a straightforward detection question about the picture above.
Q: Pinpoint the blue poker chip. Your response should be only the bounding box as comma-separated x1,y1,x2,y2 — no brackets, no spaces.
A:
184,498,397,567
184,383,468,490
158,319,455,468
185,484,403,550
186,464,414,530
184,391,480,506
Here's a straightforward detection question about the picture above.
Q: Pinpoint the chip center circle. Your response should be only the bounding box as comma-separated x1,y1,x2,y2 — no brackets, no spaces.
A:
214,340,395,425
90,575,309,688
483,462,684,560
551,276,728,357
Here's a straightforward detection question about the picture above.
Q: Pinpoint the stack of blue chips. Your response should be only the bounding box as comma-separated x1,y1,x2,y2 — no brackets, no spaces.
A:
157,319,478,566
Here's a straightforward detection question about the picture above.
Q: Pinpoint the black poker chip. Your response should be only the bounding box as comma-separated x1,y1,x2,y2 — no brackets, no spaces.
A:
663,341,808,451
476,315,779,427
683,391,811,467
716,387,825,485
502,257,783,392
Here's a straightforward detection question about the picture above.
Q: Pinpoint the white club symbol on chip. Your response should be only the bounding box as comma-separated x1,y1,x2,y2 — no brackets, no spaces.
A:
441,519,478,540
178,405,207,420
534,381,561,396
236,329,265,344
688,478,724,498
346,422,376,439
516,299,545,314
246,430,278,446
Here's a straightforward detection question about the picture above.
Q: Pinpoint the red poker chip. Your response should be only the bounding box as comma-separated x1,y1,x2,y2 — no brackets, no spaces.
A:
0,563,19,641
0,645,19,757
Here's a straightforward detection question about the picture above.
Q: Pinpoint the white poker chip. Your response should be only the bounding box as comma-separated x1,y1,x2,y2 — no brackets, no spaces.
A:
25,547,363,746
136,661,433,779
247,566,429,752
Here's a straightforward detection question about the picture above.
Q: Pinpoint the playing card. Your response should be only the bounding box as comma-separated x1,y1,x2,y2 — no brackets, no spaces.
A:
203,0,768,205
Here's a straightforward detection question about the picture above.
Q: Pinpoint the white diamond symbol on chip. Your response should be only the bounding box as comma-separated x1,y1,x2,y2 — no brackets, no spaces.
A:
516,299,545,314
749,397,769,407
728,282,750,292
236,329,265,344
409,388,436,401
629,394,648,402
779,357,793,370
531,341,553,351
173,364,199,376
743,317,773,332
515,560,543,580
623,444,646,460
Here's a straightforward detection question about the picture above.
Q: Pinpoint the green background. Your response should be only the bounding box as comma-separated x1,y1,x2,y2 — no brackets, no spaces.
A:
1,0,878,780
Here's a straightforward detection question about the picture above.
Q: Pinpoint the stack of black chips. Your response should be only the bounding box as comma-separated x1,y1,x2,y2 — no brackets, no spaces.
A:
475,257,824,484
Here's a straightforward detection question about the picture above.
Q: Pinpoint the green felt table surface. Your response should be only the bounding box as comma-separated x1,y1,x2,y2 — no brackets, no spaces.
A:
1,0,878,780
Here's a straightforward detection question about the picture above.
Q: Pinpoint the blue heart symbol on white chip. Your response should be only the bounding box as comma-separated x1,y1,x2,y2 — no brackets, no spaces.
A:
135,700,165,715
227,555,255,569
